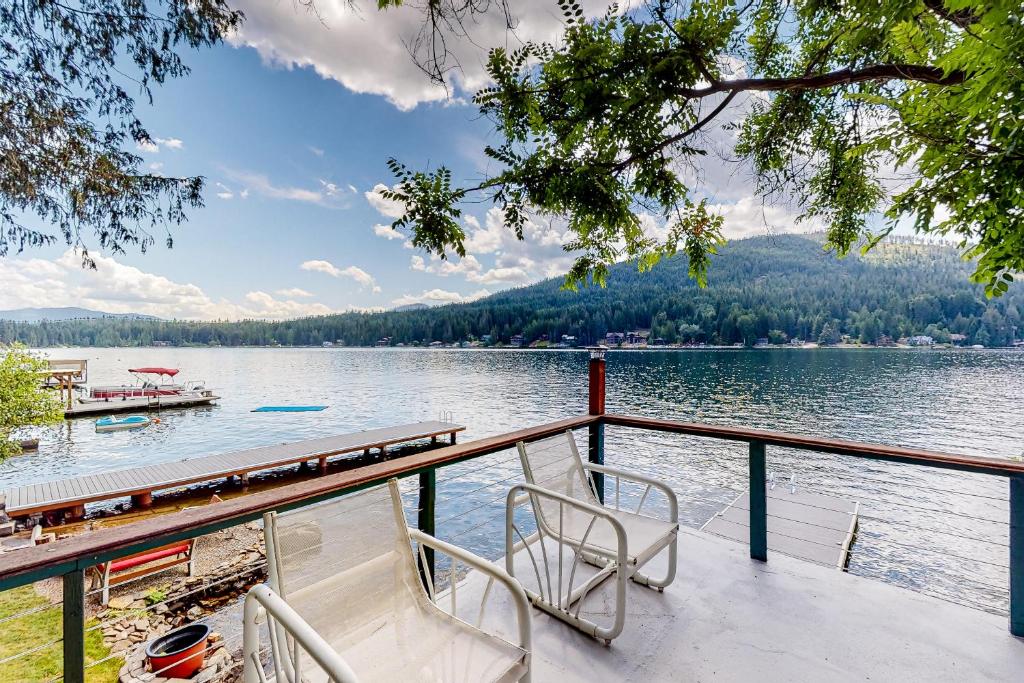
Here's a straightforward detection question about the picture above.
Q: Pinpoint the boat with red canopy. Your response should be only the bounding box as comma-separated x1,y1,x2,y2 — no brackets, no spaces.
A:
90,368,189,399
65,367,219,417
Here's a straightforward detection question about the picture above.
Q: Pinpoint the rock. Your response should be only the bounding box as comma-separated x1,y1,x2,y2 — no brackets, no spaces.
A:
133,618,149,631
112,638,132,653
186,605,203,620
153,603,169,615
208,631,222,644
129,599,147,609
108,595,135,610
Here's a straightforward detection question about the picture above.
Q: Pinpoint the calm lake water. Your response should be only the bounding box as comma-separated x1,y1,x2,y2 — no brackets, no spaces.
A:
4,347,1022,614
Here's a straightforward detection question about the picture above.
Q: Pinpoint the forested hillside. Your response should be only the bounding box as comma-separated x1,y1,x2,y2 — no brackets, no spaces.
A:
2,235,1020,348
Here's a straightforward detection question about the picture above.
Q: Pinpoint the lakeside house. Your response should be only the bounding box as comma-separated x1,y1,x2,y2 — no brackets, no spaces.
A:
907,335,935,346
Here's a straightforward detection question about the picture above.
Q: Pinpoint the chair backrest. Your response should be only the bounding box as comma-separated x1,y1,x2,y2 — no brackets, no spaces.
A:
517,431,600,530
264,480,427,653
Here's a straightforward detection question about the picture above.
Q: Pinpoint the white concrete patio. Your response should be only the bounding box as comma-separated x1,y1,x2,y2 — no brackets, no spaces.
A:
460,527,1024,682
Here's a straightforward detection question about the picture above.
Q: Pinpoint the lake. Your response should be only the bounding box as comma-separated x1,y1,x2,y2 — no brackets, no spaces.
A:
4,347,1022,615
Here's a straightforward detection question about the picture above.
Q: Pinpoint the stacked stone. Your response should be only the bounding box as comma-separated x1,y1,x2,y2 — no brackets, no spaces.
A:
100,539,266,683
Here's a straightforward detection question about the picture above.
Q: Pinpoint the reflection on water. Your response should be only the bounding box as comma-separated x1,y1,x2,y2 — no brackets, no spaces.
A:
3,347,1021,615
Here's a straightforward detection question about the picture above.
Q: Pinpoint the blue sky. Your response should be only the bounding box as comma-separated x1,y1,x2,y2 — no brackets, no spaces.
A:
0,1,832,320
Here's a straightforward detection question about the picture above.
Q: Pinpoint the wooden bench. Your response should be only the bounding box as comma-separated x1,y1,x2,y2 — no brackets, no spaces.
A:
92,539,197,605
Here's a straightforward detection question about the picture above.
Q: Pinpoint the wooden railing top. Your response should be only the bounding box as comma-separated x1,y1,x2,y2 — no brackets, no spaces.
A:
0,415,597,589
2,411,1019,589
604,414,1024,477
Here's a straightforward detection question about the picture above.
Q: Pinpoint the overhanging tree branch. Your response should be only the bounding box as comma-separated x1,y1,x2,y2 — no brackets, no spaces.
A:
677,63,965,98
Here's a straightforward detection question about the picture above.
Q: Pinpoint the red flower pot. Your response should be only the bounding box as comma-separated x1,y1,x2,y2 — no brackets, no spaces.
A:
145,623,210,678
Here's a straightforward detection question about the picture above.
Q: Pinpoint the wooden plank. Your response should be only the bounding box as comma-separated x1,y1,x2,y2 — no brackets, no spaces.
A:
3,420,471,516
0,415,596,586
603,413,1024,476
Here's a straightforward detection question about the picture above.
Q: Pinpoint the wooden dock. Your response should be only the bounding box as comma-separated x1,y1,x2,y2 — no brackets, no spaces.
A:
64,392,220,418
3,420,463,520
701,488,859,569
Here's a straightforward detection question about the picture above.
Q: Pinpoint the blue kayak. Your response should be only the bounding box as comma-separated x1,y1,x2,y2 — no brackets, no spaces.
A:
95,415,152,432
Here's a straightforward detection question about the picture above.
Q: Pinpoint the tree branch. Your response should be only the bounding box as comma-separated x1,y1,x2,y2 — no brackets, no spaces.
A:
922,0,980,29
677,63,965,98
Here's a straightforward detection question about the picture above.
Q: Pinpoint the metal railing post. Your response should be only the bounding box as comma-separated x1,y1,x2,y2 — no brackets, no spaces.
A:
417,469,436,590
63,568,86,683
587,346,607,503
1011,474,1024,636
749,441,767,562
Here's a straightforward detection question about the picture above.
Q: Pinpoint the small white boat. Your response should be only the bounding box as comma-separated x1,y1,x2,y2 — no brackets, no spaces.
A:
95,415,152,432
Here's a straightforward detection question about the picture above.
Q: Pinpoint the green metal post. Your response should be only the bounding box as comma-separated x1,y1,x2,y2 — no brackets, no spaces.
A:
749,441,768,562
417,469,436,590
588,422,605,504
63,569,85,683
1010,475,1024,636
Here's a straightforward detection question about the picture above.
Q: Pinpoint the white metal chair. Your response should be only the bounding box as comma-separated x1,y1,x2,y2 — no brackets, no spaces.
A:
243,478,532,683
506,431,678,643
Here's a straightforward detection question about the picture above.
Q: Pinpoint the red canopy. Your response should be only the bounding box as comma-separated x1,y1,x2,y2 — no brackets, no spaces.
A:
129,367,179,377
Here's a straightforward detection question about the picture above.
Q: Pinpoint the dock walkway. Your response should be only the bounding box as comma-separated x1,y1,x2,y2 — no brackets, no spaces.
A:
3,420,463,519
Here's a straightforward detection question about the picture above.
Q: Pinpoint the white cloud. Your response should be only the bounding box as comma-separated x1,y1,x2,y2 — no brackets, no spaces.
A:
308,145,325,156
276,287,314,298
319,180,342,196
136,136,184,154
229,1,609,111
373,223,404,240
300,260,381,292
365,183,406,219
0,251,335,320
391,288,491,307
225,170,324,204
708,196,823,239
148,162,164,172
214,182,234,200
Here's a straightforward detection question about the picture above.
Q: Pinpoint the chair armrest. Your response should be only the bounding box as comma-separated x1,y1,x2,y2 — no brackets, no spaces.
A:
408,528,532,654
244,583,360,683
506,483,628,565
582,463,678,523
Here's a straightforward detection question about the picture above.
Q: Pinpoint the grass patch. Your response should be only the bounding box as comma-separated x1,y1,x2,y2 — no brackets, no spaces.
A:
0,585,122,683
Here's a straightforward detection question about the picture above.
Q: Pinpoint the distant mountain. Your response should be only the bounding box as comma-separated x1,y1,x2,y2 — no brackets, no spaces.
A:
0,235,1021,347
392,303,429,312
0,307,160,322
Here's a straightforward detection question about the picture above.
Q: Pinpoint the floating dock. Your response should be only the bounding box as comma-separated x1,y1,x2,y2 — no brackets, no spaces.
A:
64,392,220,418
701,488,859,568
2,420,464,520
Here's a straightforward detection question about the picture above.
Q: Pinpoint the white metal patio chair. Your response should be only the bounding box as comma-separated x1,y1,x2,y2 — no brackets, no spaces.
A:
243,478,532,683
506,430,678,643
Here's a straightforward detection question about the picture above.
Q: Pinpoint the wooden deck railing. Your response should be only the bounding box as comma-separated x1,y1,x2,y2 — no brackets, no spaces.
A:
1,411,1022,682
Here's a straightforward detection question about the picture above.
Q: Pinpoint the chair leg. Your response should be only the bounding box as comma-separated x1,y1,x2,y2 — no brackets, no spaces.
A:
629,535,678,590
102,566,110,607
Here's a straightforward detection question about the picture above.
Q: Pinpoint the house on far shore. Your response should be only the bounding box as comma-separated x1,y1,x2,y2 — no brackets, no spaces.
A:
625,330,650,346
907,335,935,346
754,337,770,347
375,337,391,347
152,340,171,347
606,332,625,346
875,335,896,347
510,334,524,348
950,334,968,346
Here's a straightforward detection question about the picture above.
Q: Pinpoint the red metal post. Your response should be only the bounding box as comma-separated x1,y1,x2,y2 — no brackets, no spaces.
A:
588,349,606,416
